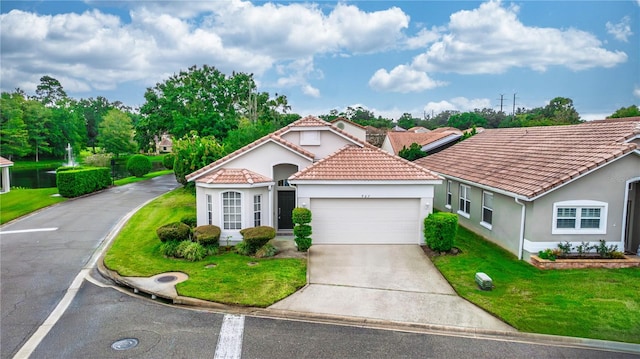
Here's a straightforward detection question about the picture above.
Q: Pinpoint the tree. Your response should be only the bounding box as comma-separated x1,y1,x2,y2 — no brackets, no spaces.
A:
398,143,427,161
35,75,67,106
77,96,113,152
173,131,226,185
98,109,136,156
447,112,487,130
138,65,256,151
222,118,278,154
397,113,420,129
0,92,30,159
608,105,640,119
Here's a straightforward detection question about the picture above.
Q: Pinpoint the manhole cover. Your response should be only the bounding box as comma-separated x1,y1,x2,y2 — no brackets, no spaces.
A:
155,275,178,283
205,263,217,268
111,338,139,351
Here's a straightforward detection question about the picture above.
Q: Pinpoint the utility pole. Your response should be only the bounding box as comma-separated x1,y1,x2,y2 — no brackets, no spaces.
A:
512,93,517,116
499,94,504,113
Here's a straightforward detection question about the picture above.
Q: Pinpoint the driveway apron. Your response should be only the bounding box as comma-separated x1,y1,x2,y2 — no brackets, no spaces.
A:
0,175,180,358
270,245,514,332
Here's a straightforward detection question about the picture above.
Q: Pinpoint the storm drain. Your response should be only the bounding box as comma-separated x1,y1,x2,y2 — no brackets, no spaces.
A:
155,275,178,283
111,338,139,351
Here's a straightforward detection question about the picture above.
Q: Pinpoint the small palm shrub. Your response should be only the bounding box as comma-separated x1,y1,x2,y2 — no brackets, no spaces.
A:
126,155,152,177
156,222,191,242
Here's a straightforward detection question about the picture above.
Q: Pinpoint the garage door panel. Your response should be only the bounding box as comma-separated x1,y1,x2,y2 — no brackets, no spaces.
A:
311,198,420,244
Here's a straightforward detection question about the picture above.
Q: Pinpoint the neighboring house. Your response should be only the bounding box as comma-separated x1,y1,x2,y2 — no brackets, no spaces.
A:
155,134,173,154
330,117,367,142
186,116,442,244
0,156,14,194
408,126,430,133
415,117,640,260
381,127,463,156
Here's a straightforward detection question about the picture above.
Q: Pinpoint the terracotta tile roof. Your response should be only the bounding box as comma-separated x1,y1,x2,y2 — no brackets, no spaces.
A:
386,130,461,154
186,115,371,182
415,117,640,199
0,156,14,166
196,168,272,185
290,145,442,181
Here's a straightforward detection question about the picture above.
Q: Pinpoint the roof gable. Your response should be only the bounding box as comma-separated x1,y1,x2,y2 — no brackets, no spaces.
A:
196,168,272,185
415,117,640,199
0,156,14,167
290,145,442,182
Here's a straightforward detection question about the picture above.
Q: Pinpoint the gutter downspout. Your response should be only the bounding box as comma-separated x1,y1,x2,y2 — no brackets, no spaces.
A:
515,198,526,260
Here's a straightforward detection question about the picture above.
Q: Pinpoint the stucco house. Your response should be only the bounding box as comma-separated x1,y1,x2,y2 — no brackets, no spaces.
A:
415,117,640,260
382,127,463,156
0,156,14,194
329,118,367,142
186,116,442,244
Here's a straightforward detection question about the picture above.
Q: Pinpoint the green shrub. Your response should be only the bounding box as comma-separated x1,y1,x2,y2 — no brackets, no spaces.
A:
162,153,175,170
239,226,276,255
180,215,198,228
193,225,221,246
126,155,152,177
83,153,112,167
179,241,207,261
174,240,191,258
204,244,220,256
423,212,458,252
293,224,312,238
235,241,251,256
538,248,557,261
596,240,619,259
160,240,182,257
295,237,312,252
56,167,111,198
255,243,278,258
156,222,191,242
292,207,312,224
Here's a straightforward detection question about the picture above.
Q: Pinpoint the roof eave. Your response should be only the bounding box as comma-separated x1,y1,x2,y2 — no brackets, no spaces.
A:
289,179,442,185
195,181,275,189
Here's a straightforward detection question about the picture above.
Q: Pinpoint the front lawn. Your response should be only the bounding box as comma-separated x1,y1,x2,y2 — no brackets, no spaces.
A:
0,188,67,224
431,226,640,343
103,188,307,307
113,169,174,186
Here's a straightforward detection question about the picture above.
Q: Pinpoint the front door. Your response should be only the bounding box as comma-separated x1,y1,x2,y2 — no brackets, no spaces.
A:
278,191,295,230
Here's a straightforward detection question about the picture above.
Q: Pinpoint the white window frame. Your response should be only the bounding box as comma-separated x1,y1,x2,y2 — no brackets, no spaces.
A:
552,200,607,235
253,194,262,227
222,191,243,230
457,184,471,218
445,180,452,209
206,194,213,225
300,130,321,145
480,191,493,230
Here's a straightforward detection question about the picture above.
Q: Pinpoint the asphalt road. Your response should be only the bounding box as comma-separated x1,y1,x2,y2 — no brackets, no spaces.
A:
31,278,638,359
0,175,180,358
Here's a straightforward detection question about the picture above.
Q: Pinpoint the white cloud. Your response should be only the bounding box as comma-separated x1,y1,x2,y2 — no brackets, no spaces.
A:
368,65,446,93
634,86,640,98
412,0,627,74
405,26,443,49
275,57,323,97
606,16,633,42
0,1,410,99
581,113,611,121
423,97,492,115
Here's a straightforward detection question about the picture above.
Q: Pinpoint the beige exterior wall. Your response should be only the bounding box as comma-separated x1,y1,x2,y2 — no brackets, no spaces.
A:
524,153,640,254
433,179,523,255
221,141,312,178
332,120,367,141
280,130,355,159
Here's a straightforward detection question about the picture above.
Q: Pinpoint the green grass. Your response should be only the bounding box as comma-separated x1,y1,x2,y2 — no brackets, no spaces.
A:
0,188,67,224
432,226,640,343
113,170,174,186
12,159,65,170
104,188,307,307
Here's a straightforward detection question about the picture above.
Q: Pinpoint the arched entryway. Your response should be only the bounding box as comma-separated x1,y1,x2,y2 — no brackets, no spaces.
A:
273,164,298,234
624,178,640,254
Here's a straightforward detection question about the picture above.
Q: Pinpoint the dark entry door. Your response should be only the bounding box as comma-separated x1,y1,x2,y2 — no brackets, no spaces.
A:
278,191,295,230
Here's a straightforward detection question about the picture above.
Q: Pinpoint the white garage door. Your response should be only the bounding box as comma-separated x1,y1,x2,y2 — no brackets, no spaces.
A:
310,198,421,244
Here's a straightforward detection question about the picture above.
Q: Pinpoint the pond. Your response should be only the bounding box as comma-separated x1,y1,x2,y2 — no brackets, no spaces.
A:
10,162,167,189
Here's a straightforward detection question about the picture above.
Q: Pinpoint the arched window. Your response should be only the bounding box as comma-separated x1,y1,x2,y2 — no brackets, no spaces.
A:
222,191,242,230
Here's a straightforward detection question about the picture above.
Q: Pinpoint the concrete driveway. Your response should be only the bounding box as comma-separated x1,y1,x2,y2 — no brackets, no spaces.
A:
270,245,514,332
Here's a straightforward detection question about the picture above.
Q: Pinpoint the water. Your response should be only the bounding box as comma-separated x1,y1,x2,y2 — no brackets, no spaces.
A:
10,162,167,189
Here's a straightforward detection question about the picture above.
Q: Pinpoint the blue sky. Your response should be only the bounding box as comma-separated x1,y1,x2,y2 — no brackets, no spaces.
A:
1,1,638,121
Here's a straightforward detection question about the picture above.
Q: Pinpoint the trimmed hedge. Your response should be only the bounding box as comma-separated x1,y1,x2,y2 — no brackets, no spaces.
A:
180,215,198,228
240,226,276,255
156,222,191,242
126,154,152,177
424,212,458,252
56,167,111,198
163,153,175,170
193,225,221,246
293,207,312,252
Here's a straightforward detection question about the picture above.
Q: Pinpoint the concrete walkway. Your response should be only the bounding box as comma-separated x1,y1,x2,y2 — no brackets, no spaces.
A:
269,245,515,332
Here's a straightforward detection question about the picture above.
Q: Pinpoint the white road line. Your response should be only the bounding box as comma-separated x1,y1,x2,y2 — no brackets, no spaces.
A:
214,314,245,359
0,227,58,235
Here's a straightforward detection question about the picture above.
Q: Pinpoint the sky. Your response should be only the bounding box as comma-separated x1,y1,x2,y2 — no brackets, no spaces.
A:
1,1,638,121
